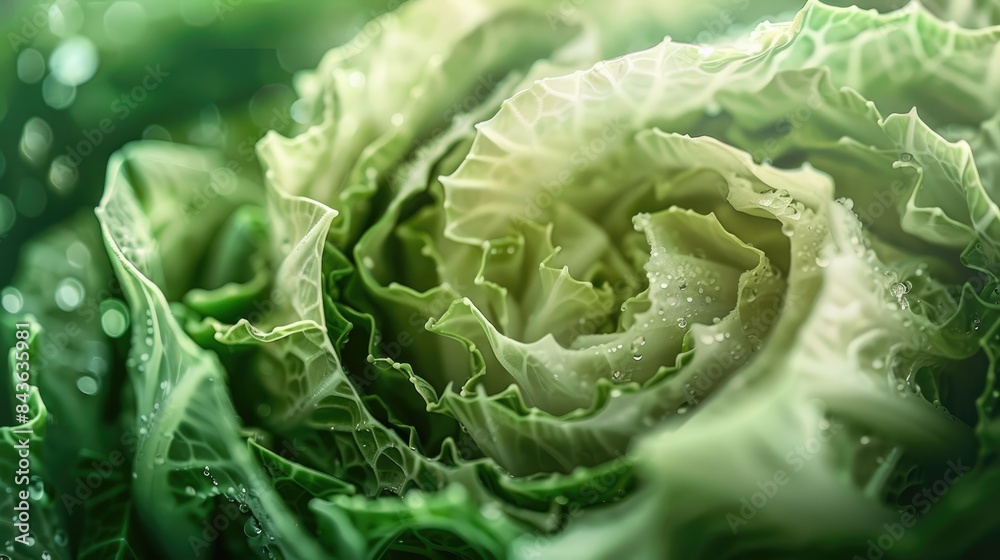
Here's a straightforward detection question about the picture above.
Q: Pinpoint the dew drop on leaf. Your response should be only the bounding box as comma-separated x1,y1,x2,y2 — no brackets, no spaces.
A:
54,531,68,547
244,517,263,537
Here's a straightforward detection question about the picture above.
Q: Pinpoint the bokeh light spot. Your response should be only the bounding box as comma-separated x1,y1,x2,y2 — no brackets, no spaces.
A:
50,36,99,86
1,287,23,314
42,74,77,109
104,2,148,44
17,49,45,84
55,277,85,311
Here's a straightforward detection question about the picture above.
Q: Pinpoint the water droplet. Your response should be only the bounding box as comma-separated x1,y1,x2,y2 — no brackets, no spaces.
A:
611,370,632,383
676,317,687,328
244,517,263,537
100,300,129,337
28,477,45,500
154,455,165,465
54,530,68,547
76,376,99,395
899,152,913,162
889,282,909,299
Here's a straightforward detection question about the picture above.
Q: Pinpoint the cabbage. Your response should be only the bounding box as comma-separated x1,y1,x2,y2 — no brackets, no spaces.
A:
4,1,1000,559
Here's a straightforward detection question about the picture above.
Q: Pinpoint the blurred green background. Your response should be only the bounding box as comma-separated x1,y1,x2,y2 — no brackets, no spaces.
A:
0,0,407,288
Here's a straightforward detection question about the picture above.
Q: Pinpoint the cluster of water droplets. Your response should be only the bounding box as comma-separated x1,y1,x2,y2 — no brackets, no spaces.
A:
888,278,913,311
195,467,277,557
601,210,783,388
698,330,733,346
125,308,157,377
757,188,805,237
